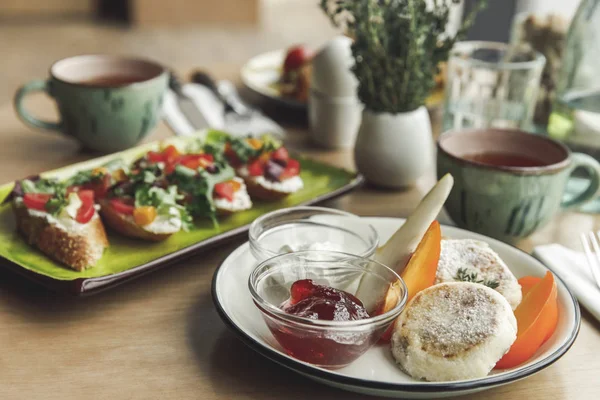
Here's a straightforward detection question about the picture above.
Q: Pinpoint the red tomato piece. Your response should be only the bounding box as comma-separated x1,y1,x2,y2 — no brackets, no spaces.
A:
225,144,242,168
110,199,135,215
163,145,181,164
283,45,311,75
147,151,165,163
164,162,177,174
23,193,51,211
271,147,289,163
199,153,214,163
77,190,95,207
76,203,95,224
248,160,265,177
281,158,300,179
181,159,200,170
214,182,235,201
85,175,110,199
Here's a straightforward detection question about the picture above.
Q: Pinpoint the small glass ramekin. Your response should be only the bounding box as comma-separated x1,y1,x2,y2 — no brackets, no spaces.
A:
248,206,379,262
248,250,407,369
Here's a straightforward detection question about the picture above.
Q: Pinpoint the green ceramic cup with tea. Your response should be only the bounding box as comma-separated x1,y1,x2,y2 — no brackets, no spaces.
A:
437,128,600,242
14,55,168,153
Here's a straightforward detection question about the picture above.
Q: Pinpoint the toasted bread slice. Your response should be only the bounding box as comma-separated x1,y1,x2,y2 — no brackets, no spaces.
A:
436,239,522,309
391,282,517,381
13,202,108,271
240,173,303,201
99,199,176,242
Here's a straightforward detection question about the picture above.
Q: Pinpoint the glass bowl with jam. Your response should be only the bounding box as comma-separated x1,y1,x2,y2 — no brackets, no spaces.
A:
249,206,379,262
248,250,407,369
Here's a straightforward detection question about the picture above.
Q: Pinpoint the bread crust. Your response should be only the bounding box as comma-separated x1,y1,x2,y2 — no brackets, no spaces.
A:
13,203,108,271
98,199,173,242
243,178,292,201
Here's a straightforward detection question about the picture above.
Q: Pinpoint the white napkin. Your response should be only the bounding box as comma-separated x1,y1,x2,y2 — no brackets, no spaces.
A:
162,83,225,136
533,244,600,321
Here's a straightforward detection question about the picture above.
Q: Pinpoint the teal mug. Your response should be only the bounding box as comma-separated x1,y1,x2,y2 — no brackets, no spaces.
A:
437,128,600,243
14,55,168,153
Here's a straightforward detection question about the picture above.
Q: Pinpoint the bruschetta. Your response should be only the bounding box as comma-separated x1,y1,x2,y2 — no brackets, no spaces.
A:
10,177,108,271
224,136,303,201
100,162,191,241
141,144,252,218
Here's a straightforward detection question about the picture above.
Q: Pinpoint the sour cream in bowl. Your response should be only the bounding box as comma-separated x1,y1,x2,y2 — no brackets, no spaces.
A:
248,206,379,262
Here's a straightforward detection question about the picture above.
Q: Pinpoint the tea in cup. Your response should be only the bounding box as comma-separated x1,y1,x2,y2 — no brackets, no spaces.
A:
14,55,168,153
437,128,600,242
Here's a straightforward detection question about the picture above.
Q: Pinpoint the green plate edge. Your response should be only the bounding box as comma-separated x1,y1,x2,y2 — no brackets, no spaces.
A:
0,135,358,281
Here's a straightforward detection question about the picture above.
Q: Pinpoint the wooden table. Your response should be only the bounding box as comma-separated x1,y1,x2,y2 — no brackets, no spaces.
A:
1,66,600,400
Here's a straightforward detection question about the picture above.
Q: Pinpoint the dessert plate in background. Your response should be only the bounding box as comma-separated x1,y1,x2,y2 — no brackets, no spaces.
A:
241,50,446,111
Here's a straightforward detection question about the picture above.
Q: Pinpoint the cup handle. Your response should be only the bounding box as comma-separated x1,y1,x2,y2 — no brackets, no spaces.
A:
13,79,62,132
561,152,600,209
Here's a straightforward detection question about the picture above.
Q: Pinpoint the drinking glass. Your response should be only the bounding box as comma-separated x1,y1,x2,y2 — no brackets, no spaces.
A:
442,41,546,132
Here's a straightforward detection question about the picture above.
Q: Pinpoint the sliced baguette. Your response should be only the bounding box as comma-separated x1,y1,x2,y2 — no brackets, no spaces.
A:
98,199,174,242
244,178,292,201
13,202,108,271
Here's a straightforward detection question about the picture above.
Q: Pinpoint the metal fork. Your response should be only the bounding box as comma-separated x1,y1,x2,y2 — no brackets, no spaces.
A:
579,231,600,289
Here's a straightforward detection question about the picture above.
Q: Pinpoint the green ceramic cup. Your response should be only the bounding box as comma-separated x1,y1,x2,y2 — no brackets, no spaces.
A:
437,128,600,243
14,55,168,153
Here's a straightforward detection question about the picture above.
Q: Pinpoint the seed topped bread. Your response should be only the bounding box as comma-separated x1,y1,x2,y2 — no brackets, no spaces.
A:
13,202,108,271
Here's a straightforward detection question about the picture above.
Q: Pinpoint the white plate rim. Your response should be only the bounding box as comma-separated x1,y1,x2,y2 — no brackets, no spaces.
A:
240,49,307,109
211,217,581,394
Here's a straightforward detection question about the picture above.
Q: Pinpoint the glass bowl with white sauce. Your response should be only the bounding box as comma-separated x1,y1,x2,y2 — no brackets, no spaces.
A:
249,206,379,262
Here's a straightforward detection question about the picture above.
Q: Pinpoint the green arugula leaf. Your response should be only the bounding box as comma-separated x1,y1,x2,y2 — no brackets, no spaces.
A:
65,170,103,187
134,184,193,231
260,134,282,153
44,191,68,215
169,163,235,225
228,137,260,164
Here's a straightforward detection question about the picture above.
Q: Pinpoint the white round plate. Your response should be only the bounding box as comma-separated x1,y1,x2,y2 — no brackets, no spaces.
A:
211,217,580,399
240,50,306,109
240,51,446,111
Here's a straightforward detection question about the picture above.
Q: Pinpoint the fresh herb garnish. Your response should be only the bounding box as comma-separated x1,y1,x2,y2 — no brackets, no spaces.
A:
65,170,103,187
228,137,260,163
454,268,500,289
21,178,63,194
134,185,193,231
44,190,68,215
260,134,281,153
169,161,235,226
19,178,69,215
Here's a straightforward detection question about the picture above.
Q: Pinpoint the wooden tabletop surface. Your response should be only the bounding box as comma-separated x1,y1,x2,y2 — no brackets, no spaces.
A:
1,19,600,400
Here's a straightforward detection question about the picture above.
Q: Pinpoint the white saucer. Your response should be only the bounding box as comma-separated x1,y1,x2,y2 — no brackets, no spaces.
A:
211,217,580,398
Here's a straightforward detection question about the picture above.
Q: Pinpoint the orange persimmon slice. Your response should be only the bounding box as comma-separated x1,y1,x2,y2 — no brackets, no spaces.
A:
495,271,558,369
379,221,442,342
518,276,542,297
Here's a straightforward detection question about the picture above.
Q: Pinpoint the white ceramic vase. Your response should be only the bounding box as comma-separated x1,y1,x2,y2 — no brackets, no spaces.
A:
354,106,433,188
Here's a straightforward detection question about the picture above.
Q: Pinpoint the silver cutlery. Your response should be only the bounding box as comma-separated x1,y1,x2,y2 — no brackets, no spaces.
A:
190,71,285,138
168,72,212,131
579,231,600,288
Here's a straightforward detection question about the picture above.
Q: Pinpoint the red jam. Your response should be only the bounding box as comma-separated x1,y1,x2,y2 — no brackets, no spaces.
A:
282,279,371,321
261,279,379,369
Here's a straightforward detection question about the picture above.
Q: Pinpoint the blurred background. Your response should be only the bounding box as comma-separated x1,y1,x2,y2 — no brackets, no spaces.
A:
0,0,583,114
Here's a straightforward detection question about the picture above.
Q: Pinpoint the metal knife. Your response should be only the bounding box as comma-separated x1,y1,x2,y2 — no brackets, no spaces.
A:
168,72,211,132
190,71,285,138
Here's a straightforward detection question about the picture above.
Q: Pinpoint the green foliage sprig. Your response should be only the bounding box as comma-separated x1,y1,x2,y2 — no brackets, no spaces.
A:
320,0,487,113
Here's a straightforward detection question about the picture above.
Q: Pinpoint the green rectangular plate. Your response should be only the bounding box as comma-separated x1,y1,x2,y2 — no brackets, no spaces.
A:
0,137,361,295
